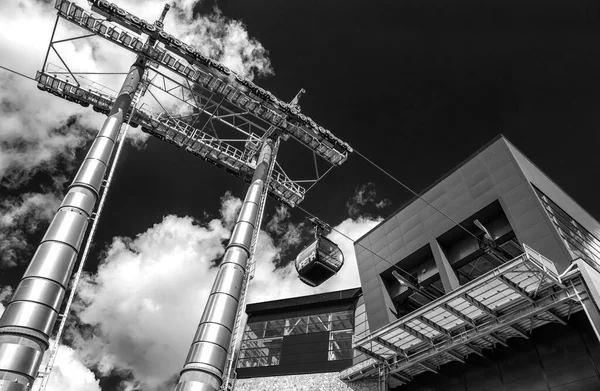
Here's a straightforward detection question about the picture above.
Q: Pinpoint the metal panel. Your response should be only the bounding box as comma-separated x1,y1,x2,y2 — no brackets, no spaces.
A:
199,294,238,327
71,158,107,194
42,209,88,250
11,278,65,311
236,202,258,226
0,381,28,391
24,242,77,288
211,263,244,299
193,323,231,350
60,188,96,214
229,222,254,251
0,343,42,377
86,136,114,164
185,342,227,373
0,302,57,337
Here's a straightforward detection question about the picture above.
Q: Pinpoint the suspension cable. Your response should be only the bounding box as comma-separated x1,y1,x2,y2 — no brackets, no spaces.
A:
296,205,419,282
0,64,37,81
353,149,482,243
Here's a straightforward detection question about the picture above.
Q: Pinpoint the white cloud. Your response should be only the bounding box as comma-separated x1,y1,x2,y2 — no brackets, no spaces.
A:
0,192,62,268
0,0,274,187
220,191,243,229
346,182,391,218
57,188,380,390
265,205,305,264
71,198,238,390
0,289,99,391
44,343,102,391
0,286,13,316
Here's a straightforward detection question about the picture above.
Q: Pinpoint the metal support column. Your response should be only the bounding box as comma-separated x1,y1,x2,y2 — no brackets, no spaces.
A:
175,138,275,391
430,239,460,293
0,59,144,391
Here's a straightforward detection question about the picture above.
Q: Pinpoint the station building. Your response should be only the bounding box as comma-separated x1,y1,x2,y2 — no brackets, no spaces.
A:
235,135,600,391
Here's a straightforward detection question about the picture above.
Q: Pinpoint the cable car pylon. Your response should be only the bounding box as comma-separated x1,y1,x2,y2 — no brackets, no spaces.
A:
0,0,353,389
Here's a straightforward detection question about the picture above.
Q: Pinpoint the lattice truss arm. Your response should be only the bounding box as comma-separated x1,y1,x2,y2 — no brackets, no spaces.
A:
35,0,353,207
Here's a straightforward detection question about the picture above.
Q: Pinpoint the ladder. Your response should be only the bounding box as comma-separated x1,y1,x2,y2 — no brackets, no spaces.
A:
220,138,281,391
33,76,147,391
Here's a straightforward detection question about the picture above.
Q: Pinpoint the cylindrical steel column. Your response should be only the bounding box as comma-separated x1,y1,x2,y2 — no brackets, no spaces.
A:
175,138,275,391
0,60,144,391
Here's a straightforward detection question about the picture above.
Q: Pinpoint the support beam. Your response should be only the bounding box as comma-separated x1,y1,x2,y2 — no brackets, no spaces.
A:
465,343,484,357
175,139,276,391
389,374,406,385
430,239,460,293
386,284,580,376
445,350,465,363
417,315,450,337
462,293,498,319
498,275,535,302
442,303,476,327
356,346,386,362
545,309,567,325
488,333,508,347
399,324,433,345
375,337,406,356
418,361,438,374
509,324,530,339
390,371,411,383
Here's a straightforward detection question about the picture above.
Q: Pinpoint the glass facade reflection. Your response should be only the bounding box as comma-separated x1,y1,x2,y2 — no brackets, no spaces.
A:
534,186,600,266
239,309,354,368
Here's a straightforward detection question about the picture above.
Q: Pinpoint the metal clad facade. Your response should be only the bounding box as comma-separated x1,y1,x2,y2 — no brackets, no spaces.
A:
356,136,576,331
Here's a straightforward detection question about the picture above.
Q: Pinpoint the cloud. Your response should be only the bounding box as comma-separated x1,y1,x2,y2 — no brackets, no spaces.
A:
0,0,274,188
0,286,13,315
0,192,61,268
44,343,102,391
62,188,380,390
265,205,306,266
70,197,239,390
376,199,392,209
346,182,391,218
174,7,274,80
220,191,243,229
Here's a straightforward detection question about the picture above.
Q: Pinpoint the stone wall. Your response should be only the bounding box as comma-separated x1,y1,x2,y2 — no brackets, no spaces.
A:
236,372,378,391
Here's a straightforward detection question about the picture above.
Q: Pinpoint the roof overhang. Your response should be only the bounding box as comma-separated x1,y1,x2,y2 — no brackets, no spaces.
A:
340,244,586,386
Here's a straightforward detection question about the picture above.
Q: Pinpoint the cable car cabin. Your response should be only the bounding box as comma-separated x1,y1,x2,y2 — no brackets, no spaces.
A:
295,236,344,287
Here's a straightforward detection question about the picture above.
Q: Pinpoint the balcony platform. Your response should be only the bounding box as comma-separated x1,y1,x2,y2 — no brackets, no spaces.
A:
340,244,587,387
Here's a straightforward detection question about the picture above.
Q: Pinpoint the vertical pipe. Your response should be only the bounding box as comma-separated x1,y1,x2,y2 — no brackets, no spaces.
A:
0,59,144,391
175,138,275,391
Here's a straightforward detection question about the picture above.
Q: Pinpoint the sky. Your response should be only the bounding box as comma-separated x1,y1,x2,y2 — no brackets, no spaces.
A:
1,0,600,390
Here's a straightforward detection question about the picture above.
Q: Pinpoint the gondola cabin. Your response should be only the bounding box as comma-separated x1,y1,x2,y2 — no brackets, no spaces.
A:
295,235,344,287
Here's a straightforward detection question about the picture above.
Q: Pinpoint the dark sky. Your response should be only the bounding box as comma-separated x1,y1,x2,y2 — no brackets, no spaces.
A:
99,0,600,246
3,0,600,389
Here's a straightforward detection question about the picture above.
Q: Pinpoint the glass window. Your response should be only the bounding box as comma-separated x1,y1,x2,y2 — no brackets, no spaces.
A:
328,330,353,361
534,186,600,267
330,310,353,330
238,337,282,368
244,321,265,340
284,316,308,335
307,314,329,333
264,319,285,337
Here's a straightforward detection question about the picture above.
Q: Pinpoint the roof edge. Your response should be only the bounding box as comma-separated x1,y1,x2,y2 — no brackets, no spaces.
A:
354,134,507,244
